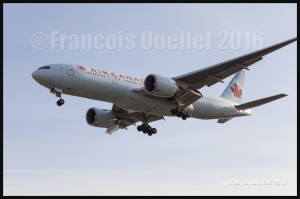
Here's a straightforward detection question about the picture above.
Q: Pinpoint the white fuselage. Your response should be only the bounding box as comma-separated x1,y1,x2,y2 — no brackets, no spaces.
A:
32,64,252,120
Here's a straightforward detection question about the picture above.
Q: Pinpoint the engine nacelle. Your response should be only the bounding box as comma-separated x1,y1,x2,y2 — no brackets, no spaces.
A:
86,108,116,128
144,74,178,97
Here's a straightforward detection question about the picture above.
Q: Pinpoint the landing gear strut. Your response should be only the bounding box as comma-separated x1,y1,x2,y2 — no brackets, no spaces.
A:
51,87,65,106
171,106,192,120
137,123,157,136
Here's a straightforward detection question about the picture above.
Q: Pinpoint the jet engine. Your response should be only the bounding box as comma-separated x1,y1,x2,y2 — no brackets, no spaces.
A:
144,74,178,97
86,108,116,128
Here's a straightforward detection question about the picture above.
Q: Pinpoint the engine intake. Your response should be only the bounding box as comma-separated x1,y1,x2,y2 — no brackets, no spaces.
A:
86,108,116,128
144,74,178,97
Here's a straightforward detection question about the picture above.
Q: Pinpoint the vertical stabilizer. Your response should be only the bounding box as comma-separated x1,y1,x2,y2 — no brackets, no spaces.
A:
220,70,245,104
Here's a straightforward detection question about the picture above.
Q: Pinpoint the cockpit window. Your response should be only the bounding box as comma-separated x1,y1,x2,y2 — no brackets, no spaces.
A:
38,66,50,70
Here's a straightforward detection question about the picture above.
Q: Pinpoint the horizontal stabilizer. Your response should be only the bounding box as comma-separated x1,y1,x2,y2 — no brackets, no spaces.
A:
234,94,287,110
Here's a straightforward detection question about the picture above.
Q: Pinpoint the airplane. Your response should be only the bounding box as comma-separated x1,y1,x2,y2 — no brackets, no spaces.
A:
32,37,296,136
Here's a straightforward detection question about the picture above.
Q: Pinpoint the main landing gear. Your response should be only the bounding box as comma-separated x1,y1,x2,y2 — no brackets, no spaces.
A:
50,87,65,106
137,123,157,136
171,106,192,120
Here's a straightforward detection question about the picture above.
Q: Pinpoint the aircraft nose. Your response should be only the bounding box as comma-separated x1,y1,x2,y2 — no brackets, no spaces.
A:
32,70,40,81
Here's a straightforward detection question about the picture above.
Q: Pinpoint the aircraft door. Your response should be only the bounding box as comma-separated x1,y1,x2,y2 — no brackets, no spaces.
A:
66,65,74,76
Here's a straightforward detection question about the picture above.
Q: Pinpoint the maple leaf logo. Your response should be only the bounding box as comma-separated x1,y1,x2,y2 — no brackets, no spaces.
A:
77,65,86,71
230,83,242,98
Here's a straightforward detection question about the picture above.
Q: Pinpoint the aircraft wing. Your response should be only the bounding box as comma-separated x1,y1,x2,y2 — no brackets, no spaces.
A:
134,38,296,109
173,37,297,89
106,104,164,134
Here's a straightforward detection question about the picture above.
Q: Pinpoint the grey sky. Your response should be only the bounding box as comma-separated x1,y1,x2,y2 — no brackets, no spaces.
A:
4,3,296,195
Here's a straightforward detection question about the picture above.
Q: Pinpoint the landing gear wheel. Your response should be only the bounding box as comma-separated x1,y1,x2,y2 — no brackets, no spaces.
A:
59,99,64,105
181,115,187,120
141,124,147,129
151,128,157,134
146,126,152,132
148,132,153,136
137,125,142,132
56,99,65,106
141,124,149,134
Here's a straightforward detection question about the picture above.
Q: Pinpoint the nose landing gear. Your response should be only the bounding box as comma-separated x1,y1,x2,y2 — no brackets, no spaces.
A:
51,87,65,106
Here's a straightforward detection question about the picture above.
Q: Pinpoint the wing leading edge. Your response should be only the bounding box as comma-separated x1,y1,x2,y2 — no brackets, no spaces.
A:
173,37,297,89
